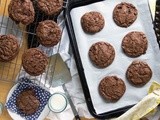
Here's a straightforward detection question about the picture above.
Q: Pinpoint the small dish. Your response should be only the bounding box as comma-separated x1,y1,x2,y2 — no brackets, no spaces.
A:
6,83,50,120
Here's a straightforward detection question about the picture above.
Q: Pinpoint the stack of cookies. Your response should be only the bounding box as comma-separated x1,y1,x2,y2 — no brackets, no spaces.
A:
80,2,152,102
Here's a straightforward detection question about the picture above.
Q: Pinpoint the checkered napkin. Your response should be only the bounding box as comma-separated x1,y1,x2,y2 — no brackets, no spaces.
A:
5,77,51,120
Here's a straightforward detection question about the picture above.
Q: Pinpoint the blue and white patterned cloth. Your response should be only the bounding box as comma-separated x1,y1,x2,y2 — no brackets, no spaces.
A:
6,77,51,120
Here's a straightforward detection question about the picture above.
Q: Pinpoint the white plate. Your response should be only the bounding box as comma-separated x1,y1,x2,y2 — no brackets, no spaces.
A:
6,83,50,120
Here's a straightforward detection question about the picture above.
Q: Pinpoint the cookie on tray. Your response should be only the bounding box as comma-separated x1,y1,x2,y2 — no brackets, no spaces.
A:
16,88,40,115
36,20,62,47
0,34,19,62
99,76,126,101
37,0,63,16
22,48,48,76
8,0,35,25
122,31,148,57
126,60,152,86
81,11,105,34
89,41,115,68
113,2,138,27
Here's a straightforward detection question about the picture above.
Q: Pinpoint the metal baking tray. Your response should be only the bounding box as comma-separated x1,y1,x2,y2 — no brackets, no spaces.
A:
64,0,160,119
154,0,160,47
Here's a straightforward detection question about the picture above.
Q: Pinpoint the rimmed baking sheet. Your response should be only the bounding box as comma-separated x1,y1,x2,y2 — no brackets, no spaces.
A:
69,0,160,115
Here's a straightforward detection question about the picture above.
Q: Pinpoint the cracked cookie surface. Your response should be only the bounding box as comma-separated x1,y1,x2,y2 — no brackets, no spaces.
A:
8,0,35,25
37,0,63,16
22,48,48,76
122,31,148,57
16,88,40,115
126,60,152,86
0,34,19,62
36,20,62,47
99,76,126,101
113,2,138,27
89,41,115,68
81,11,105,33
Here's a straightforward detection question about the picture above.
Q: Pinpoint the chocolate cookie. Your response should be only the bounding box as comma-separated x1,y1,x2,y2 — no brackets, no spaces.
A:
22,48,48,76
89,41,115,68
122,31,148,57
81,11,105,33
0,34,19,62
36,20,62,47
126,60,152,86
99,76,126,101
16,88,40,115
113,2,138,27
37,0,63,16
8,0,35,25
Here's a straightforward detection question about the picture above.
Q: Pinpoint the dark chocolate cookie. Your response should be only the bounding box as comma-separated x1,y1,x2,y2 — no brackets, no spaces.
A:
81,11,105,33
126,60,152,86
16,88,40,115
113,2,138,27
37,0,63,16
122,31,148,57
0,34,19,62
22,48,48,76
89,41,115,68
8,0,35,25
99,76,126,101
36,20,62,47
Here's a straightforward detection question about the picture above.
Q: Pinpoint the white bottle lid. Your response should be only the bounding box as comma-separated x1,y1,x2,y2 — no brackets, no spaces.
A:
48,92,67,113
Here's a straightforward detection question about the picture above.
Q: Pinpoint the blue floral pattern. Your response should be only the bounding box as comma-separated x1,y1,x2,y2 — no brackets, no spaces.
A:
6,77,51,120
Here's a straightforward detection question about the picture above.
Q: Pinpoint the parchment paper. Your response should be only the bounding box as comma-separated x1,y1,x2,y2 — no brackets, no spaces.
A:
70,0,160,114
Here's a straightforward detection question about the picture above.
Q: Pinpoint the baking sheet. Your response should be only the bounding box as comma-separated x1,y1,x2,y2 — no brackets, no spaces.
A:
70,0,160,114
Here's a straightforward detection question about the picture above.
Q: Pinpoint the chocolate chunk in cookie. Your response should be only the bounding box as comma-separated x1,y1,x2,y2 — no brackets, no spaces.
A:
89,41,115,68
122,31,148,57
37,0,63,16
36,20,62,47
0,34,19,62
99,76,126,101
126,60,152,86
22,48,48,76
8,0,35,25
113,2,138,27
81,11,105,34
16,88,40,115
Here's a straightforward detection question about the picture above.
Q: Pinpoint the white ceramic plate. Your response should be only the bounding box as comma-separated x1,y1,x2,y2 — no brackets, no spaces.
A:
6,83,50,120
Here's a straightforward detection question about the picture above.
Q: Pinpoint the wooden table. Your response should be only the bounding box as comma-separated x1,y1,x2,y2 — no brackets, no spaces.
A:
0,0,156,120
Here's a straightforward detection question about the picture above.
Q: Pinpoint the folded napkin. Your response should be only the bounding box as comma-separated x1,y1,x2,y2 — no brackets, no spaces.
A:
6,77,51,120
